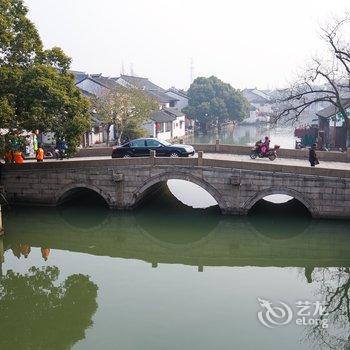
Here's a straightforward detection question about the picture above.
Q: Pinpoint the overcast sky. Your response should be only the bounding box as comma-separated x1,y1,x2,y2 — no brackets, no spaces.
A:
24,0,349,90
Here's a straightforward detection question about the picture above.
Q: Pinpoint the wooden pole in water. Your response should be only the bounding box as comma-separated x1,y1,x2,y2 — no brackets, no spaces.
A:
0,205,3,236
0,237,3,277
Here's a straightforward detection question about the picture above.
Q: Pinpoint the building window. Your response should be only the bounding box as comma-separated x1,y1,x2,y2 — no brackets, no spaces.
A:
169,101,176,107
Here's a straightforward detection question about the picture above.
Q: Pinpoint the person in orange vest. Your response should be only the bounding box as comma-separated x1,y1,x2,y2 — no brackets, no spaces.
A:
20,243,31,258
11,243,21,259
41,247,50,261
13,149,25,164
36,144,44,162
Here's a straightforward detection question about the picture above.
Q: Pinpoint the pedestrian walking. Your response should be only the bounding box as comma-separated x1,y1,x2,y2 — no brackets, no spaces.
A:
309,143,319,167
56,140,67,160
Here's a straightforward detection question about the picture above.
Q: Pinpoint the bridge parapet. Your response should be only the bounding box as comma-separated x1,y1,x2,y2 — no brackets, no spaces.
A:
76,143,350,163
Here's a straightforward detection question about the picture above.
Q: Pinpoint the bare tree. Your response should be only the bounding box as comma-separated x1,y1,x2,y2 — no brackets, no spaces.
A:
91,86,158,146
273,16,350,146
304,267,350,349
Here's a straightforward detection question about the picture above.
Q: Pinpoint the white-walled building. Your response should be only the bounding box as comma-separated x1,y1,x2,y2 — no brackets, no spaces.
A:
74,74,122,146
165,88,188,111
143,108,186,141
242,88,272,124
76,74,120,97
74,72,186,145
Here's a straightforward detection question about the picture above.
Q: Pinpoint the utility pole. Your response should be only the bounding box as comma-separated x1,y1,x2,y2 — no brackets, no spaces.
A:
130,63,135,76
121,60,125,75
190,58,194,86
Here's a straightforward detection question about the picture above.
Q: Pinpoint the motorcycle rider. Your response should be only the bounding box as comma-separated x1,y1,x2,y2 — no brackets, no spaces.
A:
260,136,270,155
255,139,263,152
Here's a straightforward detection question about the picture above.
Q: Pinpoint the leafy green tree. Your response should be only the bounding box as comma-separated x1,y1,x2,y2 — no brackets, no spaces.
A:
91,86,158,145
0,0,91,154
183,76,250,133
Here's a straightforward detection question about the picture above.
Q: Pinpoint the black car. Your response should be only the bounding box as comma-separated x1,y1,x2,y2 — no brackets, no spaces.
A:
111,138,195,158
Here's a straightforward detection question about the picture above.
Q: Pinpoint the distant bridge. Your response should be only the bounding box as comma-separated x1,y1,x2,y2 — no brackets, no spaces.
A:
2,150,350,219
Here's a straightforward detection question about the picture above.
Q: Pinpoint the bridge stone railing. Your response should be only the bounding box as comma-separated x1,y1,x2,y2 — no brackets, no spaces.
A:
76,142,350,163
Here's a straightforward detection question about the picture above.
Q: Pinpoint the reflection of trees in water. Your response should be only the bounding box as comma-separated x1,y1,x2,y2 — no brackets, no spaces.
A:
305,268,350,350
0,266,98,350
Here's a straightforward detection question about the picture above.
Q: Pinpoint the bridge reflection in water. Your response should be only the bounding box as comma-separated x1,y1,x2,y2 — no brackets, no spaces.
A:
2,195,350,275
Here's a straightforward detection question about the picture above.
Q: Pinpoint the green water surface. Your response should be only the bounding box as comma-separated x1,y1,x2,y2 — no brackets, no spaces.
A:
0,190,349,350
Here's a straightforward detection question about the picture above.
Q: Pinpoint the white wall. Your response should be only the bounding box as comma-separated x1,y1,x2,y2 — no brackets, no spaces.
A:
91,130,104,144
157,130,172,141
172,116,186,138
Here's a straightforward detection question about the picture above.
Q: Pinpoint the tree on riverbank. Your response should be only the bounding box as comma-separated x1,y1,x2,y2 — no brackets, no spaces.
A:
91,86,158,145
183,76,249,133
273,16,350,146
0,0,91,154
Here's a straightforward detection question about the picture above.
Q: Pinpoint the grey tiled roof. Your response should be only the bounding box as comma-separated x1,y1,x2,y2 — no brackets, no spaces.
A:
119,75,165,91
316,99,350,118
79,88,95,97
89,75,121,89
165,88,188,98
70,70,88,84
151,110,176,123
163,107,184,118
148,90,178,103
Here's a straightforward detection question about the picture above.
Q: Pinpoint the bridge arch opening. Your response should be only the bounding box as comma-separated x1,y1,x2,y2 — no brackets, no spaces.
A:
133,174,224,212
133,178,221,244
246,189,312,239
246,190,312,218
58,187,109,208
57,187,110,230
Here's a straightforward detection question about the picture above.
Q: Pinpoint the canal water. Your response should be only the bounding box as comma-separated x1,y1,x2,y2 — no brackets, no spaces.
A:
1,182,350,350
188,124,297,149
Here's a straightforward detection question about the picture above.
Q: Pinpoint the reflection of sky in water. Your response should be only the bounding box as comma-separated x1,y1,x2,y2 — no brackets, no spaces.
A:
167,180,217,208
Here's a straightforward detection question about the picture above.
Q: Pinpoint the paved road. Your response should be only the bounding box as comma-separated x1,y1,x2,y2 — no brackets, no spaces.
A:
204,153,350,171
26,153,350,171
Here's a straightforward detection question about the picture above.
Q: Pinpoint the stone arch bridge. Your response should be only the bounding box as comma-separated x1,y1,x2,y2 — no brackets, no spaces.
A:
1,155,350,219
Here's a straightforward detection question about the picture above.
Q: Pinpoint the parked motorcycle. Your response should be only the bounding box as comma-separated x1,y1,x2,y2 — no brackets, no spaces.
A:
250,144,280,161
